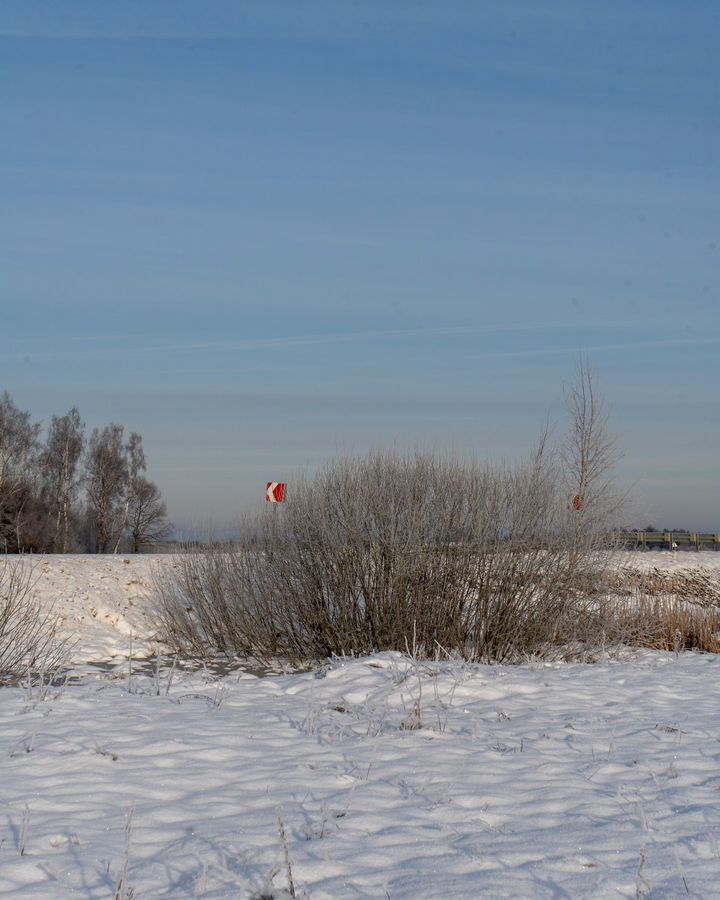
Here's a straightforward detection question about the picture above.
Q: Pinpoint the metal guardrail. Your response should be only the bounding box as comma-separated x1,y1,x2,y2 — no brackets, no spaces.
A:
613,531,720,551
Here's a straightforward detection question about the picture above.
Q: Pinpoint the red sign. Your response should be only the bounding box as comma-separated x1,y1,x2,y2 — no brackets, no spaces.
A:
568,494,583,511
266,482,286,503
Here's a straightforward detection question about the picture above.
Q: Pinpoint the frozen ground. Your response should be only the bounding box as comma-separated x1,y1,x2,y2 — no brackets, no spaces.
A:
1,553,719,898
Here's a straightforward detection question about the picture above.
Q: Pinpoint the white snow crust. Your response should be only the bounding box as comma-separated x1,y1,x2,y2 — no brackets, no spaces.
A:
1,553,719,898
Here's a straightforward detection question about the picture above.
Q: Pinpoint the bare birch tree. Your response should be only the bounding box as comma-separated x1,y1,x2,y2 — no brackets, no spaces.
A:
0,392,40,552
561,356,623,557
113,432,145,553
85,424,128,553
41,408,85,552
128,476,170,552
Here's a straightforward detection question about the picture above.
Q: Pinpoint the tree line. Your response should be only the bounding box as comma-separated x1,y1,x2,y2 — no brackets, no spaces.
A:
0,391,171,553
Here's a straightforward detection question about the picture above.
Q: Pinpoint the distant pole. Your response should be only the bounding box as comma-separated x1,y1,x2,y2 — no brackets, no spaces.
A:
265,482,286,555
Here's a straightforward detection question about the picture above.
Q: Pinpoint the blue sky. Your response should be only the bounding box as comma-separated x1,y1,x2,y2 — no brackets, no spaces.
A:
1,1,718,530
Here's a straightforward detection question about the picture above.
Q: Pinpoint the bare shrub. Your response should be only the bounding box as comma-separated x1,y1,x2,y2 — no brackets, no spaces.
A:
570,562,720,654
0,560,66,679
153,548,266,659
590,591,720,654
154,448,608,664
154,363,624,665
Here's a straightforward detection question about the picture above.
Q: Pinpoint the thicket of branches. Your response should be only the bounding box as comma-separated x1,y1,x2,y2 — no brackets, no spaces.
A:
0,391,171,553
0,560,66,678
155,362,624,663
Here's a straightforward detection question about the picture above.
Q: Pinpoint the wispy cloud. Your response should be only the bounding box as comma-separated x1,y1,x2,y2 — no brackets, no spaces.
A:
467,335,720,360
3,318,647,361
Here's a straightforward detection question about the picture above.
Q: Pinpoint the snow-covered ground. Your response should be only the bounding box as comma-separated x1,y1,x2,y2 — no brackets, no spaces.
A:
13,554,163,668
1,553,720,898
612,549,720,575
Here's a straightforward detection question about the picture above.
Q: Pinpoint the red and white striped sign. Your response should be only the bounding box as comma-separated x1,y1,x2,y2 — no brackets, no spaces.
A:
266,482,286,503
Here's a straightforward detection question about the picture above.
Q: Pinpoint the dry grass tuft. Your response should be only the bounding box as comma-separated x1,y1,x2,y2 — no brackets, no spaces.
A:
602,594,720,654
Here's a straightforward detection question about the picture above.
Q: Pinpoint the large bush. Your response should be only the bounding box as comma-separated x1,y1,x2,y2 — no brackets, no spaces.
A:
155,447,610,664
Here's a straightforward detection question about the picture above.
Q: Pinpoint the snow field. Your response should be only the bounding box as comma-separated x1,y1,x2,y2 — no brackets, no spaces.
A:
1,552,720,897
2,651,720,897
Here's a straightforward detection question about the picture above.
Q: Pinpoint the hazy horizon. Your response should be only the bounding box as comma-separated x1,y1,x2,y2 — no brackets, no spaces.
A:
2,2,718,531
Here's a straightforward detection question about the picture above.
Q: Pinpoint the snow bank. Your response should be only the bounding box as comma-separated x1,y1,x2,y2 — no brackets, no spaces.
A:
6,555,166,670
